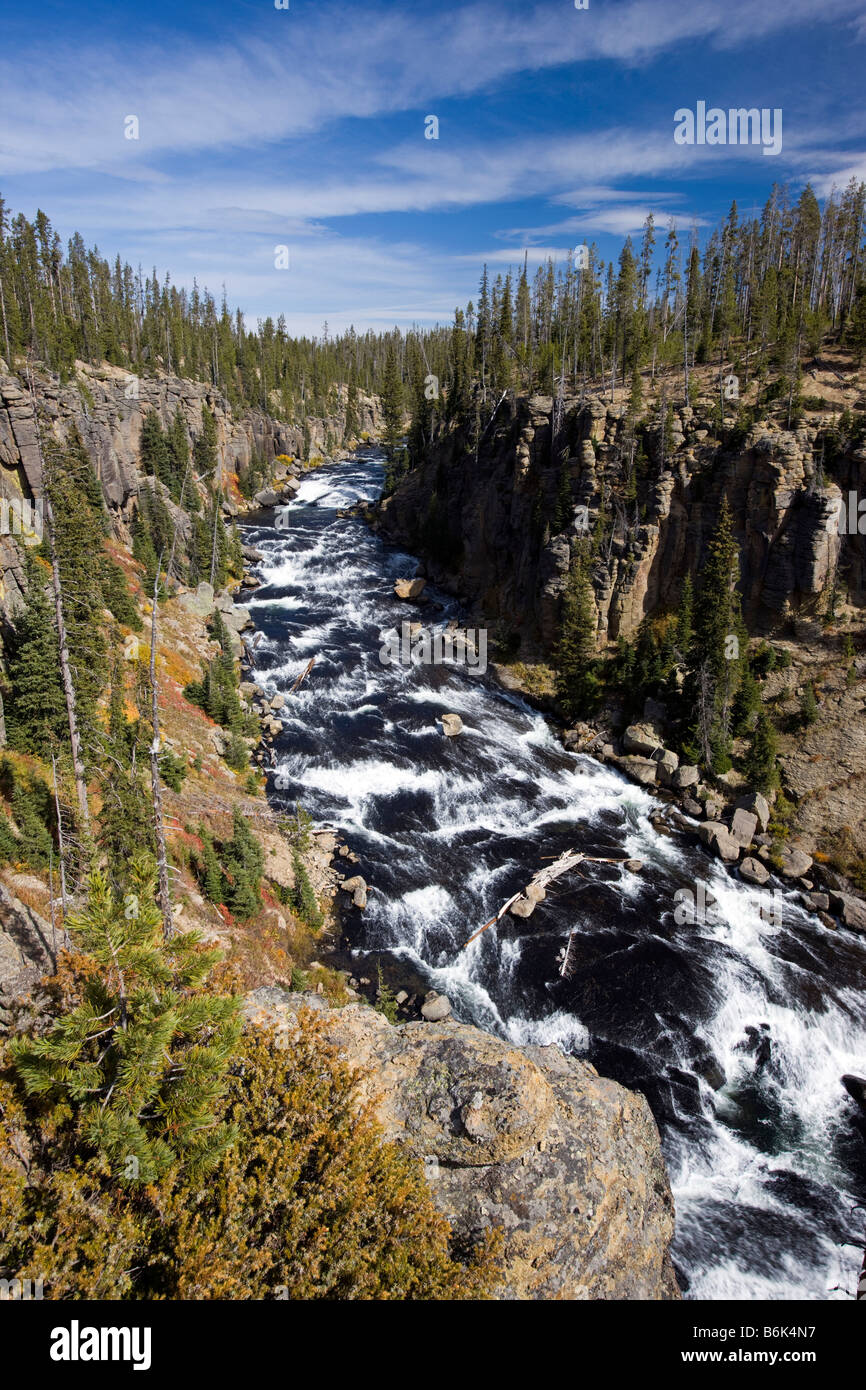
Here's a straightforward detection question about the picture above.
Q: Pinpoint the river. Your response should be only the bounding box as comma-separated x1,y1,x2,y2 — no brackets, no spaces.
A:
242,451,866,1301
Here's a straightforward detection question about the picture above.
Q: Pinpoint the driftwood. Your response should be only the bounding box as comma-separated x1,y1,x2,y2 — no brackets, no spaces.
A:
457,849,621,953
288,656,315,694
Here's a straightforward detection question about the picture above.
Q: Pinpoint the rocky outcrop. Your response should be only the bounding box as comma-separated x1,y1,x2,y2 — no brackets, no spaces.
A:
242,988,680,1300
0,882,55,1034
376,391,866,657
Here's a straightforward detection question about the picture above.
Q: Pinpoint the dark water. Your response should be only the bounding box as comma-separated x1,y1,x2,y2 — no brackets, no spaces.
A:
244,453,866,1300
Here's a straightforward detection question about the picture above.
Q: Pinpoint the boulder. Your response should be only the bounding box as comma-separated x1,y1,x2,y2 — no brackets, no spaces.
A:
622,723,663,756
254,487,280,507
654,748,680,784
730,808,759,848
509,895,536,918
671,765,700,789
735,791,771,832
341,875,367,894
616,755,658,786
525,882,547,903
439,713,463,737
394,577,426,601
178,580,215,618
779,847,813,880
828,891,866,934
352,886,368,909
697,821,740,863
740,857,770,886
421,992,452,1022
841,1074,866,1115
804,891,830,912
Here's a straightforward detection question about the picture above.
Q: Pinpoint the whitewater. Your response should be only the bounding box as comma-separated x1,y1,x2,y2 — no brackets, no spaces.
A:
242,452,866,1300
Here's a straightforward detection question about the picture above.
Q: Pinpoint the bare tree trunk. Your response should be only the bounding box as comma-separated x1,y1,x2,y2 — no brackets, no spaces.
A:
51,753,69,924
209,489,221,588
43,490,92,849
148,567,174,940
27,371,93,850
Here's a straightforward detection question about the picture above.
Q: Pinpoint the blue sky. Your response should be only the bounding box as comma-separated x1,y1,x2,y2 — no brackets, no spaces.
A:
1,0,864,336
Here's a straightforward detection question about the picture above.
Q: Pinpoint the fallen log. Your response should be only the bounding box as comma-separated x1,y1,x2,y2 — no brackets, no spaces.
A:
456,849,622,952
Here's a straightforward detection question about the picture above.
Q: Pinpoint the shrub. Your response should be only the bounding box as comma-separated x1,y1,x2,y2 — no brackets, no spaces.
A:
0,1019,501,1300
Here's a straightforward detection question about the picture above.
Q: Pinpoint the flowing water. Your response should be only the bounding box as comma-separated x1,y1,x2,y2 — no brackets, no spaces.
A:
243,452,866,1300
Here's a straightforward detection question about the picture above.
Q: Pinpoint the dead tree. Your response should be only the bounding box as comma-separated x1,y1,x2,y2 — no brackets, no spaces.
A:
148,565,174,940
27,370,92,851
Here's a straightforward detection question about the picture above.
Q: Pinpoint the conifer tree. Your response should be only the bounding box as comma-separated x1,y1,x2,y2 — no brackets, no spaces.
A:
555,549,597,719
220,807,263,920
9,856,240,1182
4,554,66,753
743,712,779,793
292,850,323,931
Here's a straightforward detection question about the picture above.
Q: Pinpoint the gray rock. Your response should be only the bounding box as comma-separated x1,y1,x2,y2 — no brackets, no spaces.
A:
178,580,215,617
671,764,700,789
615,755,658,786
779,847,813,879
740,857,770,886
735,791,771,832
698,821,740,863
804,891,830,912
421,992,452,1022
730,808,759,848
622,723,663,756
828,891,866,933
439,713,463,737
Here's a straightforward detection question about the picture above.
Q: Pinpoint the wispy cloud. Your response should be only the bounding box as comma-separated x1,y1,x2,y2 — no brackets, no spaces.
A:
1,0,862,174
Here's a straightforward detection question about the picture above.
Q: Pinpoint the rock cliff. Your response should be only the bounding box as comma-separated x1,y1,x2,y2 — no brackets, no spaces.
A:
0,358,380,619
376,380,866,656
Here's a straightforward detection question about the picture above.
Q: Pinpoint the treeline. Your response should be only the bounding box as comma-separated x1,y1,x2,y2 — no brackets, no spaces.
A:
0,196,401,417
376,179,866,486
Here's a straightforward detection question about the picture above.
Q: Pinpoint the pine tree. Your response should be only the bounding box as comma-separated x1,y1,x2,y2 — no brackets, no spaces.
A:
9,856,240,1182
292,850,323,931
555,551,597,720
220,808,263,920
743,712,779,793
199,831,224,906
4,554,67,753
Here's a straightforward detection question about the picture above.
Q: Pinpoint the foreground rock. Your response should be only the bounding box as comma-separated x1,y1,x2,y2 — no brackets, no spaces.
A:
242,989,679,1300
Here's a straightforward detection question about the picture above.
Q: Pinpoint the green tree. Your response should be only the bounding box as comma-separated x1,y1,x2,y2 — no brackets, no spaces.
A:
555,551,597,720
292,850,323,931
9,856,240,1182
743,712,779,793
4,554,66,753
